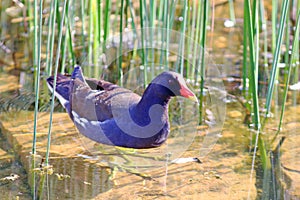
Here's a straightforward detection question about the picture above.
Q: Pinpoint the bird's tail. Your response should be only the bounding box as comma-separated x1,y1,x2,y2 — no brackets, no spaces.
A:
71,66,86,83
46,66,87,112
47,73,71,110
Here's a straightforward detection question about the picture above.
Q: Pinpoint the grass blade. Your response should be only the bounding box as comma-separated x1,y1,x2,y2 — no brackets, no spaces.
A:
242,0,248,96
272,0,279,53
265,0,290,116
276,11,300,136
228,0,236,24
118,0,125,86
32,0,43,198
245,0,260,130
149,0,156,78
191,1,202,82
103,0,112,51
45,0,68,167
80,0,86,55
139,0,147,86
45,0,57,75
198,0,208,124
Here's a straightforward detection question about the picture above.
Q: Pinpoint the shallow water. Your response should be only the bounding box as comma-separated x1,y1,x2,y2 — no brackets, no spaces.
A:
3,67,299,199
0,99,257,199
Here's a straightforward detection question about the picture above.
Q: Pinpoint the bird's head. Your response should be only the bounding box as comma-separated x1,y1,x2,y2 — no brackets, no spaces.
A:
151,71,198,103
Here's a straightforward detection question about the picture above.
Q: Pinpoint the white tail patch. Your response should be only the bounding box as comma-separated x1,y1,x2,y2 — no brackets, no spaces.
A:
46,82,69,109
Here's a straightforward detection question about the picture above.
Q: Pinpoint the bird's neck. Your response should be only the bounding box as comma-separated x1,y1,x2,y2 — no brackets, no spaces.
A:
137,83,171,109
132,84,171,124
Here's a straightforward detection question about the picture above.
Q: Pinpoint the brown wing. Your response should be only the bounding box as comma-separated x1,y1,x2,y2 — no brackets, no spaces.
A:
85,78,119,91
70,78,141,122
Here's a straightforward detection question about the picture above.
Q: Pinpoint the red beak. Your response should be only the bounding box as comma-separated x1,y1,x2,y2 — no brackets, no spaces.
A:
179,85,198,103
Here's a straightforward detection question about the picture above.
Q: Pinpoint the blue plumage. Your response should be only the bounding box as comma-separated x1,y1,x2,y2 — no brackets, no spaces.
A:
47,66,197,149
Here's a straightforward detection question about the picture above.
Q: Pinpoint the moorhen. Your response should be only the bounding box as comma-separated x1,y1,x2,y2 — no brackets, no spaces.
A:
47,66,197,149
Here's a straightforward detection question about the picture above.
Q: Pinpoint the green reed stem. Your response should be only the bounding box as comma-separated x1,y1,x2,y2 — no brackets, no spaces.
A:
175,0,187,75
111,0,121,36
242,1,248,97
129,40,138,70
251,0,257,28
139,0,147,86
245,7,271,199
165,0,170,70
276,11,300,136
259,0,269,81
265,0,290,116
198,0,208,124
157,0,164,70
169,0,177,29
33,0,38,85
118,0,125,86
46,0,68,166
93,0,100,77
55,2,62,34
159,0,167,68
32,0,43,198
127,0,141,65
142,0,149,25
97,0,102,45
272,0,279,54
142,0,149,66
228,0,236,24
185,1,194,79
25,0,34,64
149,0,156,78
61,2,72,74
292,1,300,105
186,0,195,78
258,134,269,171
26,0,33,33
158,0,164,23
254,0,259,90
244,3,271,197
67,15,76,68
180,0,188,75
103,0,112,51
66,2,76,70
87,0,93,76
32,0,42,157
283,8,290,84
245,0,260,130
128,0,137,36
45,0,57,75
191,1,202,82
60,29,68,73
150,0,156,29
162,0,170,70
61,7,75,74
38,3,68,197
80,0,86,55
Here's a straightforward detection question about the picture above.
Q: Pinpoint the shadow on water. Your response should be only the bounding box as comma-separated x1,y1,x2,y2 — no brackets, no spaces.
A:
30,157,112,199
0,128,31,199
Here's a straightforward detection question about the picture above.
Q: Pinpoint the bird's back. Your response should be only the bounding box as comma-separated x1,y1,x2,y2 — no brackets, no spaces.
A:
47,67,141,122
